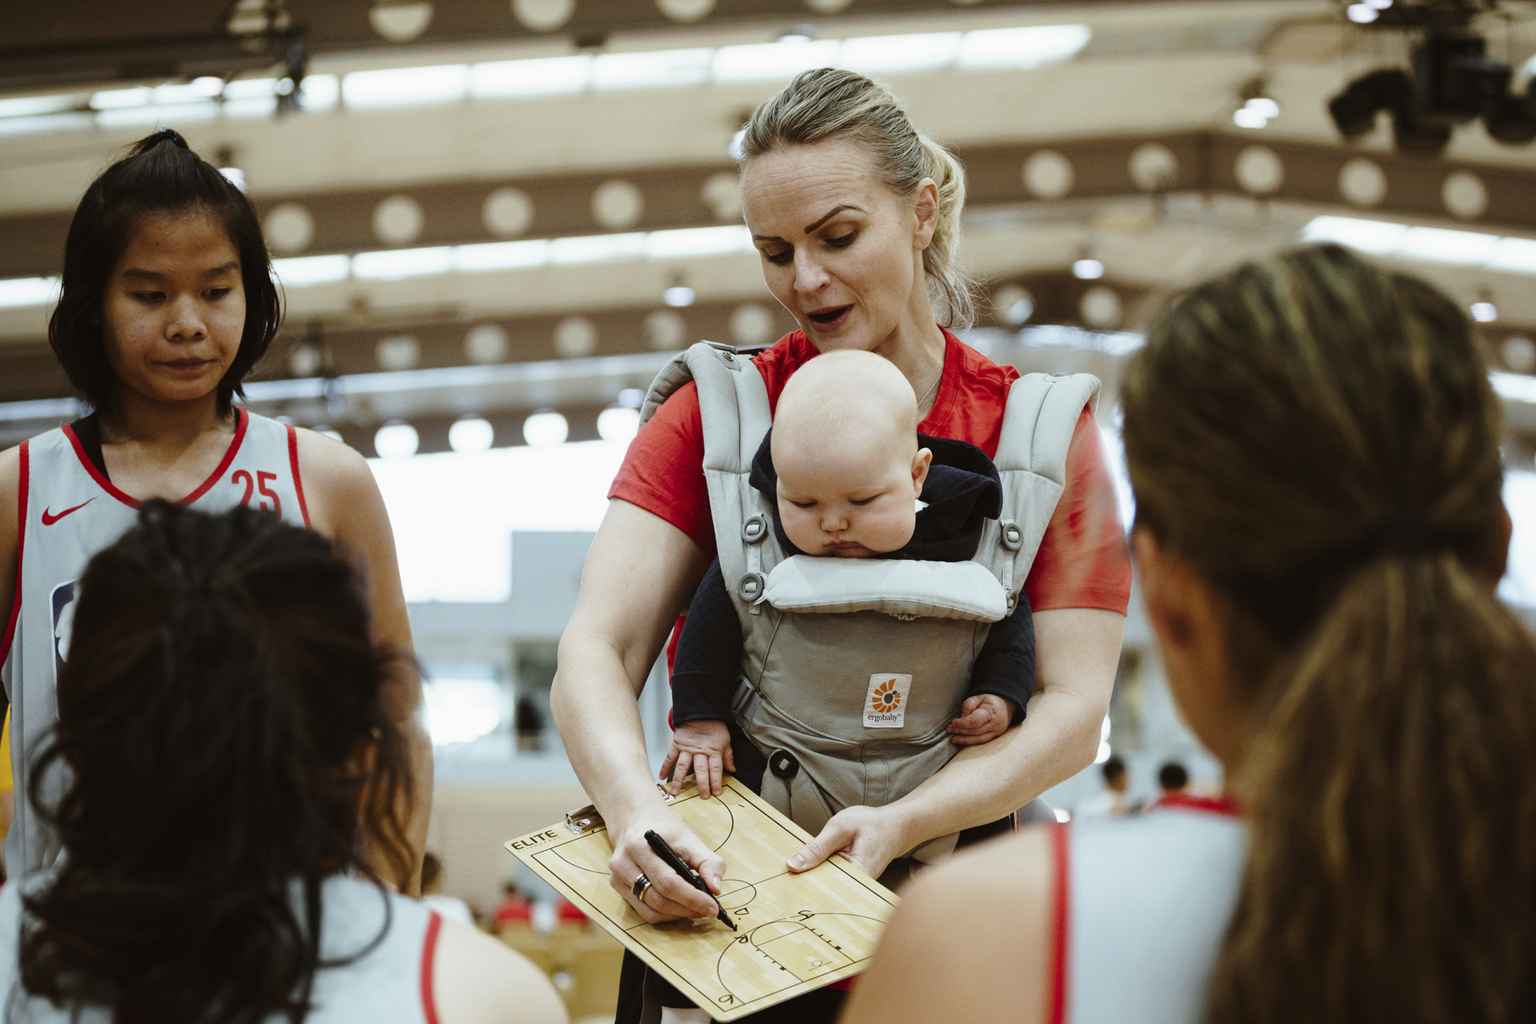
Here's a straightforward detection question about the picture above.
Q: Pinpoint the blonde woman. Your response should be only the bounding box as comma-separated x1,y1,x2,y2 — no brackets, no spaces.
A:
552,69,1129,1023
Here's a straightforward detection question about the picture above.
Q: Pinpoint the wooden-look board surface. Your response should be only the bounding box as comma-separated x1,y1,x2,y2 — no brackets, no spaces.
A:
504,775,899,1021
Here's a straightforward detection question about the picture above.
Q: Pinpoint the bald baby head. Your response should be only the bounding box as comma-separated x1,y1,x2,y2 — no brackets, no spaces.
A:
772,351,932,557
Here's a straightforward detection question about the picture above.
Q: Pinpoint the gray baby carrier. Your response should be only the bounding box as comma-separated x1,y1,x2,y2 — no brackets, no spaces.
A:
642,342,1099,864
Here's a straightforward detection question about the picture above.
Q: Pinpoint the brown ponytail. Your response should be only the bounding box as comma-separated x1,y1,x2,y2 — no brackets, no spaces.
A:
1121,244,1536,1024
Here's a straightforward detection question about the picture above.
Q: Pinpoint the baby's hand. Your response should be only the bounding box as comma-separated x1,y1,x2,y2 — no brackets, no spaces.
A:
947,694,1016,746
659,720,736,798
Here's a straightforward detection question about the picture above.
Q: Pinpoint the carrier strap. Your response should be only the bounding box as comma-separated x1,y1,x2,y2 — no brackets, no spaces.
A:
977,372,1102,601
640,343,777,620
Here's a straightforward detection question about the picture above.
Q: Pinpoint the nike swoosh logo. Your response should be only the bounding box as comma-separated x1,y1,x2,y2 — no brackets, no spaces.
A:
41,498,95,526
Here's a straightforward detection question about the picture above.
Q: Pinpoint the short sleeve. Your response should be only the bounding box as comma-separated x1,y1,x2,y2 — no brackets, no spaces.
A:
1023,407,1132,614
606,380,718,563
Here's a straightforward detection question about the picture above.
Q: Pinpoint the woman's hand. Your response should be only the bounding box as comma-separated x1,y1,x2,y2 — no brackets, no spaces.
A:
785,804,911,880
606,807,728,924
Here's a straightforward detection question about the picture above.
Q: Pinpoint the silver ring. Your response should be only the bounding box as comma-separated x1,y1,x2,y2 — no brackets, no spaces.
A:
632,873,651,900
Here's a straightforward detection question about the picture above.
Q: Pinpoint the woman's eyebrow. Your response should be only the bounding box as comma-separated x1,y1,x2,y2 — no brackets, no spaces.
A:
752,204,865,242
803,204,860,234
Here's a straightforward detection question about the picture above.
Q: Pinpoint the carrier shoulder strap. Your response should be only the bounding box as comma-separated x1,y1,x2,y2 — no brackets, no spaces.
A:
639,342,777,617
976,372,1103,603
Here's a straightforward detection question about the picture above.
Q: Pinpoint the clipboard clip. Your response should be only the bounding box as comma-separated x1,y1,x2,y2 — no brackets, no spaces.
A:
565,804,605,836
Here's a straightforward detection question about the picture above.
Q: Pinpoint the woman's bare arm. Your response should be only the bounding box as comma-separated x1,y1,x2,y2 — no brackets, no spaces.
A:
791,608,1123,878
0,445,20,704
550,498,725,922
0,445,18,647
434,920,570,1024
839,827,1055,1024
296,428,431,894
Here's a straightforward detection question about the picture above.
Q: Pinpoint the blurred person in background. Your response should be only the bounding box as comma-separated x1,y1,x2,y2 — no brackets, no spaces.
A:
841,244,1534,1024
554,65,1128,1024
1155,761,1189,802
421,852,476,928
0,503,564,1024
1074,755,1128,818
494,880,534,933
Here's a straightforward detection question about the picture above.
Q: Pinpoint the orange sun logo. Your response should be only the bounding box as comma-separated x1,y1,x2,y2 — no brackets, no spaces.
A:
871,679,902,713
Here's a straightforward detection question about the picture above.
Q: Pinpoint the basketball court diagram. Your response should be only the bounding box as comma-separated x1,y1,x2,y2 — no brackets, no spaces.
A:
506,776,899,1021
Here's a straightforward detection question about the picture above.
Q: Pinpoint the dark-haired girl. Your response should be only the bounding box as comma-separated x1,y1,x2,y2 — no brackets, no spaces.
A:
841,244,1531,1024
0,129,429,885
0,502,566,1024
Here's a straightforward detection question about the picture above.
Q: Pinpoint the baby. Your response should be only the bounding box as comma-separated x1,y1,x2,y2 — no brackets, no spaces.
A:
662,350,1034,797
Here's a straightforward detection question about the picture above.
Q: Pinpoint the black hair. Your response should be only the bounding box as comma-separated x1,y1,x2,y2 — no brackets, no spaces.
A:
20,502,413,1024
1158,761,1188,791
1101,755,1126,783
47,128,281,419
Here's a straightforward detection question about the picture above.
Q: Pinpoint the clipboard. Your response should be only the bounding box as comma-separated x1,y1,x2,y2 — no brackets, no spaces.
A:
504,774,899,1021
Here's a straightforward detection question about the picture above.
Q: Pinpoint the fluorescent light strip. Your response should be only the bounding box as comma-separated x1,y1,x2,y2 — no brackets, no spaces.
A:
0,228,753,306
1301,216,1536,275
0,25,1090,129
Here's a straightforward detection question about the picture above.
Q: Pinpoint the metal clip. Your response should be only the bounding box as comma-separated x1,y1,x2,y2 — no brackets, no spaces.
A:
716,348,741,370
741,514,768,544
564,804,606,836
738,571,767,603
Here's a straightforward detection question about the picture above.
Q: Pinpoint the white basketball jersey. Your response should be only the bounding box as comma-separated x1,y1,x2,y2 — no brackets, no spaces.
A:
0,409,310,879
1053,797,1247,1024
0,873,443,1023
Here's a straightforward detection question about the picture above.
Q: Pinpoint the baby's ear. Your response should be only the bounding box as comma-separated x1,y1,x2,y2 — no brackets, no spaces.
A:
912,447,933,496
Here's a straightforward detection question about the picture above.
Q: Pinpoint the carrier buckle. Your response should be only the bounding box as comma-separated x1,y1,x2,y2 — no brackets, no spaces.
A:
1000,520,1023,552
738,571,767,603
716,348,741,371
769,750,800,780
741,514,768,544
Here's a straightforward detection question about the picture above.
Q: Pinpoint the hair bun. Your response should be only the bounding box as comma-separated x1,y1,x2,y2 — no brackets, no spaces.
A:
131,127,190,157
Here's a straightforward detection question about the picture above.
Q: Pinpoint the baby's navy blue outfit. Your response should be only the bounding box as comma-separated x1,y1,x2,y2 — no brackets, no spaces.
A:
670,429,1036,793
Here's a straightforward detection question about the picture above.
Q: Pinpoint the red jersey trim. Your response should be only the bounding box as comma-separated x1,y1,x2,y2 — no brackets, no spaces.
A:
180,408,248,506
61,409,250,509
285,424,311,529
421,909,443,1024
1155,792,1242,817
0,441,27,667
1048,821,1070,1024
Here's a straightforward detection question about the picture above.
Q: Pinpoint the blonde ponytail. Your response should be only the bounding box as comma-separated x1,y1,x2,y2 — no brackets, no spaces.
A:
740,68,976,329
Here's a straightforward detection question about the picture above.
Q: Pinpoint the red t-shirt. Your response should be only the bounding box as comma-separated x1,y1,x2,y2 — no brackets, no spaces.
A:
609,329,1131,614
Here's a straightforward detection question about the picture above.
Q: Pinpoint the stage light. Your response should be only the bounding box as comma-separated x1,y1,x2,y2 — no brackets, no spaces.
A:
1328,69,1410,138
1471,300,1497,322
1484,93,1536,144
1392,104,1452,154
598,407,641,442
449,416,494,453
1072,258,1104,280
1347,4,1379,24
663,279,696,307
1233,107,1268,129
374,422,419,459
523,411,568,447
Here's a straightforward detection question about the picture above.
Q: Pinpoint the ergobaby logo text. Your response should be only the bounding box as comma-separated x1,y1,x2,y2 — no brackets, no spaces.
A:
863,674,913,729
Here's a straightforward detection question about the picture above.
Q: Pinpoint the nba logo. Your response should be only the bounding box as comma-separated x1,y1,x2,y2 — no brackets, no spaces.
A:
50,580,76,683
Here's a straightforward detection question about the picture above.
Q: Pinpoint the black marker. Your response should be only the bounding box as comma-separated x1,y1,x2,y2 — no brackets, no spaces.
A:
644,829,737,931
